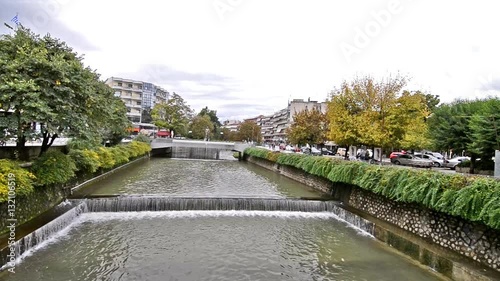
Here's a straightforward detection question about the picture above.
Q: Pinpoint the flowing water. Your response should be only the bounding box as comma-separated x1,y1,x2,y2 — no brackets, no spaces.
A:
0,155,443,280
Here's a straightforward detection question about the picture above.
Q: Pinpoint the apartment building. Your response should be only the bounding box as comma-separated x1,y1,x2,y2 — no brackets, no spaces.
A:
245,98,328,144
105,77,169,122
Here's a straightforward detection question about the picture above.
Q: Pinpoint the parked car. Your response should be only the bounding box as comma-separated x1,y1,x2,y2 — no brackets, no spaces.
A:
336,148,348,157
414,153,444,167
310,147,322,156
389,151,406,159
321,148,335,155
423,151,445,160
391,154,433,168
443,156,470,170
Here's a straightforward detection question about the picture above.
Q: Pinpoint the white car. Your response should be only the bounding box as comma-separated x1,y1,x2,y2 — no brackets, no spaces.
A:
414,153,444,167
443,157,470,170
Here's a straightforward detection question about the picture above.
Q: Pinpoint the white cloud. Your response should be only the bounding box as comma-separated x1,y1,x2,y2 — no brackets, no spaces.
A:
4,0,500,120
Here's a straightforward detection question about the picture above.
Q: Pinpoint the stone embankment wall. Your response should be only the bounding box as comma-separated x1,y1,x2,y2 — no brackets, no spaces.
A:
246,156,500,281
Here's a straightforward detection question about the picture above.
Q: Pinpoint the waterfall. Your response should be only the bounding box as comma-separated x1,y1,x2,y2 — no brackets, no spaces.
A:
171,147,220,159
0,197,376,270
83,197,339,213
0,202,88,270
331,205,375,235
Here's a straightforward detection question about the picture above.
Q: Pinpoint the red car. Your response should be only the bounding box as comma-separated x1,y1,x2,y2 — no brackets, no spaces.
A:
389,151,406,159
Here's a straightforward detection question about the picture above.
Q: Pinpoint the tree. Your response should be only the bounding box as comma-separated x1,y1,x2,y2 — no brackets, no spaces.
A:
327,75,431,156
287,108,327,146
238,121,261,143
141,107,153,123
469,98,500,158
189,115,214,140
427,99,485,173
0,27,130,160
198,106,222,139
151,92,193,137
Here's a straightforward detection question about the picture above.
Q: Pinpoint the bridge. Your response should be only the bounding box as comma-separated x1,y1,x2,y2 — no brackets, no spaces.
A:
150,138,251,159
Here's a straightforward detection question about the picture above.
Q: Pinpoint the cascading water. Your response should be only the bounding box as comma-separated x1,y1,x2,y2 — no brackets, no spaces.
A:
0,196,375,270
0,202,88,270
82,197,339,213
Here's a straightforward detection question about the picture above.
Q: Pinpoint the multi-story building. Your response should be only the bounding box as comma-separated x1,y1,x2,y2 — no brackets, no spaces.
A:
245,98,328,144
105,77,169,123
221,120,241,132
288,98,328,123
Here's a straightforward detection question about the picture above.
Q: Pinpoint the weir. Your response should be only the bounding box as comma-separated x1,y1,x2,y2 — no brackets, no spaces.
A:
0,196,374,270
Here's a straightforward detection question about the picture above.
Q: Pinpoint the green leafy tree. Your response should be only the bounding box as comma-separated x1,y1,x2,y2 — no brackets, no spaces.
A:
0,27,129,160
238,121,261,143
190,115,215,140
198,106,222,139
287,109,327,146
151,92,193,137
469,98,500,158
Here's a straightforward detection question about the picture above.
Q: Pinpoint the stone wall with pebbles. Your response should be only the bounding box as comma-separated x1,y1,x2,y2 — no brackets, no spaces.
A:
348,187,500,271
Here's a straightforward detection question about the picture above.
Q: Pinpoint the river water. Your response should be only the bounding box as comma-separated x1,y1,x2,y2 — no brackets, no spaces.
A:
0,156,442,280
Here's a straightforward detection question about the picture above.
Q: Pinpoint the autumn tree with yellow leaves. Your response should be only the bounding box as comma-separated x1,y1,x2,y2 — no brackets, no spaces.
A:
327,75,432,154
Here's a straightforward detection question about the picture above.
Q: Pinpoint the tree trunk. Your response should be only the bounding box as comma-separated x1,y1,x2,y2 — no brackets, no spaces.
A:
39,133,58,156
470,156,476,174
15,111,29,161
345,145,349,160
16,136,29,161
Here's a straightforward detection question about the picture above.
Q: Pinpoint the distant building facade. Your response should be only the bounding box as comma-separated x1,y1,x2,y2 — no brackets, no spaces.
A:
105,77,169,123
244,98,328,144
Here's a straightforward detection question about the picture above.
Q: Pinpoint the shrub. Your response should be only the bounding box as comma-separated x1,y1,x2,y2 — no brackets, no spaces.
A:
68,149,100,174
96,147,115,169
109,146,130,166
31,151,77,186
134,134,151,144
0,160,36,202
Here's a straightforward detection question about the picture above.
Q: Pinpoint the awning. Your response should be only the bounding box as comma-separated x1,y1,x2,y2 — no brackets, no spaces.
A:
157,131,170,137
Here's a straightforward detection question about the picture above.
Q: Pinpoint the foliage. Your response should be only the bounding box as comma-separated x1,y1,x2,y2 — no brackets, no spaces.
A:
428,98,500,173
190,115,215,140
134,134,151,144
327,75,431,151
238,121,262,143
31,150,77,186
198,106,222,127
0,159,36,202
68,149,100,174
244,147,500,230
151,92,193,137
0,27,130,160
96,147,116,169
287,108,328,146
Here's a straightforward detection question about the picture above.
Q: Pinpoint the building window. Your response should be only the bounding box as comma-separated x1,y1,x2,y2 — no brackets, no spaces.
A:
137,101,141,105
117,82,122,86
127,83,133,88
138,85,142,89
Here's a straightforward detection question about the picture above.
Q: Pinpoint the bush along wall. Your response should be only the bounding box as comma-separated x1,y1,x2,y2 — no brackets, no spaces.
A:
245,148,500,273
244,147,500,230
0,141,151,231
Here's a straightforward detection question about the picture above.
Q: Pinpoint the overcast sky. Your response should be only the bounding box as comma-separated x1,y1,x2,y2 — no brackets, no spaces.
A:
2,0,500,121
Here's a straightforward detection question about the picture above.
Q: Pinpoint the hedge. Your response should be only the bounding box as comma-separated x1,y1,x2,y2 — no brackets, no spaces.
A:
0,141,151,203
244,147,500,230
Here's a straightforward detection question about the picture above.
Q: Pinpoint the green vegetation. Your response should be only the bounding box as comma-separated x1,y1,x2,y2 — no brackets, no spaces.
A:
31,150,77,186
0,141,151,202
0,27,130,160
0,159,36,201
287,108,328,146
244,148,500,230
151,92,193,137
